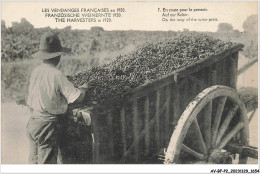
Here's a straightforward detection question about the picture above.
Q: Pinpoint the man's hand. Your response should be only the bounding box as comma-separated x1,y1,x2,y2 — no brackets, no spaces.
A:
73,80,95,104
79,80,95,90
78,111,91,126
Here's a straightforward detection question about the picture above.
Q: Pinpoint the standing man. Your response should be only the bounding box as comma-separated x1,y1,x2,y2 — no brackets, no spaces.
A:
26,32,91,164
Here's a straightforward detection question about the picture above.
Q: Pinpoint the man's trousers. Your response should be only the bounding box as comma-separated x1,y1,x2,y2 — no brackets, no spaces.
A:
26,116,61,164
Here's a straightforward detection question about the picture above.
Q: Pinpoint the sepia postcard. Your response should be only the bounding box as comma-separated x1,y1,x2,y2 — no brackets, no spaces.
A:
1,1,258,173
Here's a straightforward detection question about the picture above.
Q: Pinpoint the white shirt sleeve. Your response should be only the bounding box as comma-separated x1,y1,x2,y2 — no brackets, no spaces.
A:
56,71,81,104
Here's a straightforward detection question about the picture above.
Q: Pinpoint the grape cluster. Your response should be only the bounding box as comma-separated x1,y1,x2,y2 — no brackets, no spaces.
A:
68,34,237,107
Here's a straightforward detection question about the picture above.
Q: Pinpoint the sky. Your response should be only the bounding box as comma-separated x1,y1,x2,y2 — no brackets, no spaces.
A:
1,1,258,32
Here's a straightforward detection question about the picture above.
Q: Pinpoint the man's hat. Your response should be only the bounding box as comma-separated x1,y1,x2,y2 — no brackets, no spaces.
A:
32,32,71,59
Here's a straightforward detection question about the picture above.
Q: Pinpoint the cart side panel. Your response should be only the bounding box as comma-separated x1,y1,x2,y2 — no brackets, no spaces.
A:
91,50,240,164
91,80,201,163
193,51,238,89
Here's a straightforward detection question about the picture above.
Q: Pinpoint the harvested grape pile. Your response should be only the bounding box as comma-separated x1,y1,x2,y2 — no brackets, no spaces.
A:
67,34,237,107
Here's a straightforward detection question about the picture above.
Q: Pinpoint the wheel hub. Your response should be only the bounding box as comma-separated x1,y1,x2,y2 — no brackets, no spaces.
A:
208,149,232,164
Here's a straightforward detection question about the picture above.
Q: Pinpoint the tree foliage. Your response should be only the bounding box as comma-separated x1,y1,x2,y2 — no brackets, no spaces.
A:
217,23,234,33
242,14,258,58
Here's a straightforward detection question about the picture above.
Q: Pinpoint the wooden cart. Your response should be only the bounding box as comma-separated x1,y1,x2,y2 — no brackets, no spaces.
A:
67,44,258,164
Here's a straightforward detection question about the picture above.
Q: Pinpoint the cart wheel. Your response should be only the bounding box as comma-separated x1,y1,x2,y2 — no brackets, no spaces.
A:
164,85,249,164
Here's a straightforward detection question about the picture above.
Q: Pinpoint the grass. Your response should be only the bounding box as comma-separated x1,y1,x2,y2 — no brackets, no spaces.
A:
1,56,98,102
1,59,40,102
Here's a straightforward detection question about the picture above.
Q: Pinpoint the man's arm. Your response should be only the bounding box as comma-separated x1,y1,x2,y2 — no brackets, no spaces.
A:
73,81,95,104
56,71,83,104
57,71,95,105
70,83,94,126
73,88,86,104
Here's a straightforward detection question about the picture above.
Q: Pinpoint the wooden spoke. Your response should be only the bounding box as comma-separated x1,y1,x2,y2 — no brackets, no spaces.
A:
165,85,249,164
218,122,244,150
203,101,212,149
249,109,257,122
193,118,207,154
211,96,227,147
182,144,205,161
216,105,239,145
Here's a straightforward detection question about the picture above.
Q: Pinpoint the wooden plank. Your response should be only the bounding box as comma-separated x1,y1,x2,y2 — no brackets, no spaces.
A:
216,61,222,85
174,45,243,80
130,79,172,101
132,99,139,162
241,146,258,159
183,78,189,106
190,79,197,100
203,67,210,87
172,82,180,126
221,57,227,86
225,143,258,159
120,107,127,156
233,52,238,88
91,115,99,163
155,90,161,150
227,53,238,90
165,85,171,145
144,96,150,156
107,112,114,161
188,75,206,90
119,102,167,163
210,69,217,86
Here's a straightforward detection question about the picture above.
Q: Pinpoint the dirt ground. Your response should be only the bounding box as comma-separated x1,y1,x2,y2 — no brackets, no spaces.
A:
1,56,258,164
